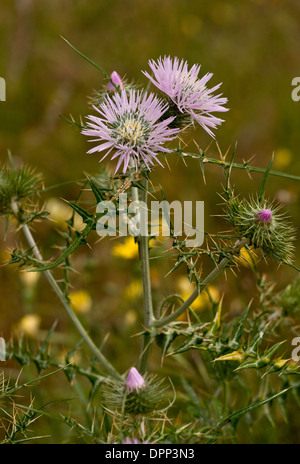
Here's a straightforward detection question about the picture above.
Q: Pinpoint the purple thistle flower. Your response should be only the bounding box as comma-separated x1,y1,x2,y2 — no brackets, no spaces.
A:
108,71,124,92
82,89,179,173
125,367,145,392
257,209,272,223
143,56,228,137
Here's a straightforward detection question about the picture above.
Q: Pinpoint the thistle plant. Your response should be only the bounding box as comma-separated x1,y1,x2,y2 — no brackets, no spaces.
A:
1,40,300,444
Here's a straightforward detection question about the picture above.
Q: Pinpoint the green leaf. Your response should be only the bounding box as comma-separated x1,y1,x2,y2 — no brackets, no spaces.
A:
207,387,291,443
28,222,95,272
61,37,111,80
229,301,252,348
68,201,93,223
89,178,107,203
258,153,274,202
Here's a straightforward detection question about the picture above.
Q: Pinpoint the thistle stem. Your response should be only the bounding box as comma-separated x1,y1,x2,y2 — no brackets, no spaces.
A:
186,152,300,183
11,201,122,381
138,182,154,328
138,217,154,373
131,176,154,374
153,238,248,328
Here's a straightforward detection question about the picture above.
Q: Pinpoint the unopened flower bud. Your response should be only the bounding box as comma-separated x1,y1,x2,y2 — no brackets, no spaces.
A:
108,71,123,92
126,367,145,392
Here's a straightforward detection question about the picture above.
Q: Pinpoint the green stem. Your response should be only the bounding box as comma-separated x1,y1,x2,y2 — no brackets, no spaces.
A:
187,153,300,182
153,237,248,328
135,179,154,374
12,202,122,381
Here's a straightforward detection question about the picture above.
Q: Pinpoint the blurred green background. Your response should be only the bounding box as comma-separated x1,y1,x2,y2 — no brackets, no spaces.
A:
0,0,300,443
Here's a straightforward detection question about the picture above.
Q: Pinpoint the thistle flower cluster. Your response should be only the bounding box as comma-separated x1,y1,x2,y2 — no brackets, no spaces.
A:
0,166,43,216
82,57,228,173
226,196,295,263
103,367,169,416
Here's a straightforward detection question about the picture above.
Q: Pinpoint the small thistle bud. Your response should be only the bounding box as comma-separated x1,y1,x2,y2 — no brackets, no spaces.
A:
225,196,295,264
107,71,124,92
125,367,145,392
103,371,169,416
0,165,43,217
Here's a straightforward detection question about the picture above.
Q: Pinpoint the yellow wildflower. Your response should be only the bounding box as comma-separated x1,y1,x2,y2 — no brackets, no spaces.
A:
176,276,220,313
237,245,258,268
18,314,41,337
274,147,293,169
19,271,40,287
112,237,139,259
69,290,92,314
46,198,84,232
124,280,143,301
125,310,138,326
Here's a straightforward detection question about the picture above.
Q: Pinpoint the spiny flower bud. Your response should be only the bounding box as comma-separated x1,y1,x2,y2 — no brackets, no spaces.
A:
225,196,295,264
103,371,169,416
0,165,43,216
125,367,145,392
107,71,124,92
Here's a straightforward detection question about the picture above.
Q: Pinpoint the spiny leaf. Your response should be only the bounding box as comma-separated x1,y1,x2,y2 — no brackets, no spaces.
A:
207,387,291,443
27,221,95,272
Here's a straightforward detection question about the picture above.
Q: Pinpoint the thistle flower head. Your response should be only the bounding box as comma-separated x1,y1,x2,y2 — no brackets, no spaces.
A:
82,89,179,173
125,367,145,392
107,71,124,92
143,56,228,136
226,196,295,263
